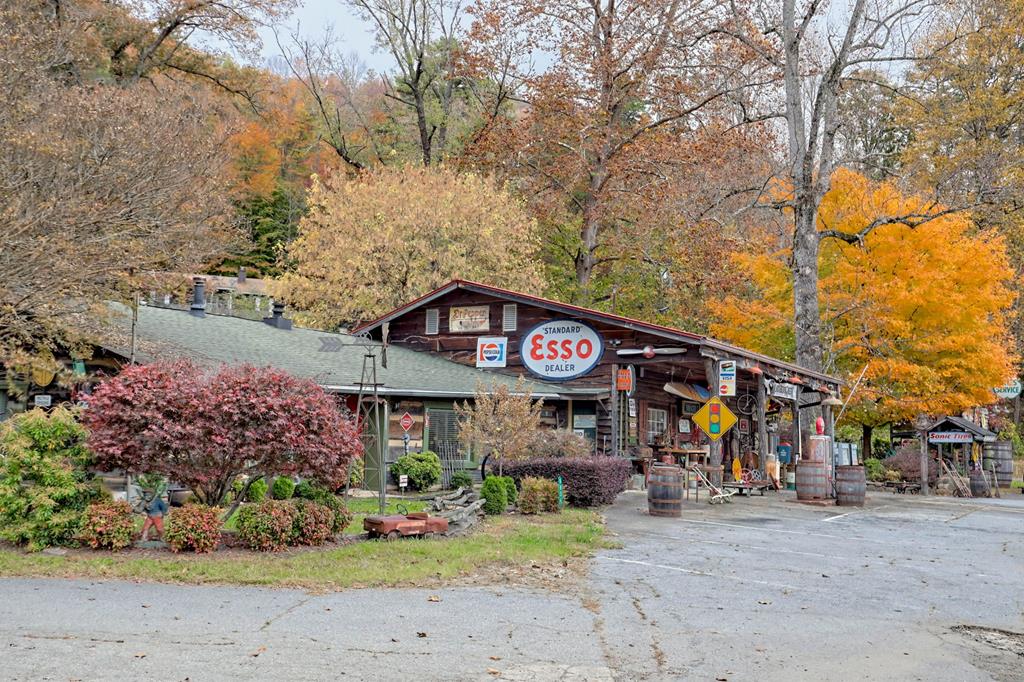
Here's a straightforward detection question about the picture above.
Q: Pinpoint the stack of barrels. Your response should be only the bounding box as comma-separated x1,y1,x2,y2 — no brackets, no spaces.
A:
647,464,683,518
983,441,1014,488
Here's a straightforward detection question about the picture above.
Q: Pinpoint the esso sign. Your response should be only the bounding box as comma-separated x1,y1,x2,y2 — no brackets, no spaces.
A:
520,320,604,381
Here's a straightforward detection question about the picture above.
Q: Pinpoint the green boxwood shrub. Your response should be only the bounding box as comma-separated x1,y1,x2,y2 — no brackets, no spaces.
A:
164,504,222,553
272,476,295,500
518,477,559,514
246,478,268,503
237,500,298,551
79,500,136,551
481,476,508,515
391,451,442,491
0,407,106,551
449,471,474,490
500,476,517,506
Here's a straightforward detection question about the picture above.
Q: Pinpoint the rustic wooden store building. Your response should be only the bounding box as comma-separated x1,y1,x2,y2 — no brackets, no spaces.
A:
356,280,845,474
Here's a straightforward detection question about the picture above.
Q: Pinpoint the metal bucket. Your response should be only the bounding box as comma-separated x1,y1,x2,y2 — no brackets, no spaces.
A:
796,463,828,501
835,465,866,506
647,464,684,518
785,470,796,490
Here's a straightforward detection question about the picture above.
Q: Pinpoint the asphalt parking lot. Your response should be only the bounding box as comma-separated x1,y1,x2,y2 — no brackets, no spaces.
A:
2,490,1022,681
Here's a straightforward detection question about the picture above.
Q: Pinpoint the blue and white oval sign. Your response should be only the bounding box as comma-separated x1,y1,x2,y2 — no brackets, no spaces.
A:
520,320,604,381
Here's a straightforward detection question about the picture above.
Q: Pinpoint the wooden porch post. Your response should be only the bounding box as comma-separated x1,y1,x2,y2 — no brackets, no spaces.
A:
756,373,769,469
791,399,801,462
704,357,722,468
610,363,620,457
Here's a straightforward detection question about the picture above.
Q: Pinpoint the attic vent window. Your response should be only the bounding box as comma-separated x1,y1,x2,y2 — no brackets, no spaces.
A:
502,304,517,332
425,308,439,335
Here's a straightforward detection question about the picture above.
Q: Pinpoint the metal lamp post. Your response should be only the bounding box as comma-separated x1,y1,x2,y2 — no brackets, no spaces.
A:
915,413,931,496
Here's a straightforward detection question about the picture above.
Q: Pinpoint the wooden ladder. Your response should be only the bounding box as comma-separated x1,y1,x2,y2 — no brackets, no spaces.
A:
941,458,972,497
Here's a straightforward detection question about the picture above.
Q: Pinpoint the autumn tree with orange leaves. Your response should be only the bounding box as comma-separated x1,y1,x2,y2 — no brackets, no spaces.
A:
712,169,1017,453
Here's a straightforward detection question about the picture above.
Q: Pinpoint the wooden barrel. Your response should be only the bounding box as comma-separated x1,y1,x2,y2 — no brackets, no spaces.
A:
969,469,990,498
647,464,684,518
796,463,828,500
982,441,1014,487
835,465,866,506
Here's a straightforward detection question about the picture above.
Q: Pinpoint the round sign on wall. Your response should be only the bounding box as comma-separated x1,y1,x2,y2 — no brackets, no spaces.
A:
519,319,604,381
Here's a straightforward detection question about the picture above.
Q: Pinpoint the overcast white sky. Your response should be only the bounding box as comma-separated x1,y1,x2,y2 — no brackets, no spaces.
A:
257,1,392,74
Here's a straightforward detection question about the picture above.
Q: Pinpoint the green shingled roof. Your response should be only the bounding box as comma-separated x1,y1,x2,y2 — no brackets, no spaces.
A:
98,305,595,399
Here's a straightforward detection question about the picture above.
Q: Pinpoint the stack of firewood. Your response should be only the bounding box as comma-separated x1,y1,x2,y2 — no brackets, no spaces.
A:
430,487,485,534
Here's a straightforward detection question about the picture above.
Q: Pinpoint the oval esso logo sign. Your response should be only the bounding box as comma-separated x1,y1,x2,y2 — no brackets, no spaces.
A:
520,320,604,381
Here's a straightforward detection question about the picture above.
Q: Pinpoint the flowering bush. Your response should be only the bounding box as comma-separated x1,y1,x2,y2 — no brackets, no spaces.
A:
237,500,298,551
503,457,630,507
518,477,560,514
79,500,136,550
164,504,222,553
292,499,335,546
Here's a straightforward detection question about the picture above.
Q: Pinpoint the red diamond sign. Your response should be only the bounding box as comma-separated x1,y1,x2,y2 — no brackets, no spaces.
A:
399,412,414,432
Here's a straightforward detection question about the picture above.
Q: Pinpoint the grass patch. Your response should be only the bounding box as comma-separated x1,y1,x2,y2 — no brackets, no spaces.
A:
0,510,609,591
342,496,427,536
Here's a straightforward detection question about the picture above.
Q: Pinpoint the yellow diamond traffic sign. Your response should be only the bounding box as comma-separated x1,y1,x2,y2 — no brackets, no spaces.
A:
692,397,737,441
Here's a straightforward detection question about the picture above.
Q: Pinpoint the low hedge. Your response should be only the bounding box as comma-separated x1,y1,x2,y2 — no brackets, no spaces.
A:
237,500,297,552
79,500,136,551
165,504,222,553
503,457,630,507
519,477,559,514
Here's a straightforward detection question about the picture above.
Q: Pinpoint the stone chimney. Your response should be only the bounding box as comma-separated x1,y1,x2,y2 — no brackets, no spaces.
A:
189,277,206,317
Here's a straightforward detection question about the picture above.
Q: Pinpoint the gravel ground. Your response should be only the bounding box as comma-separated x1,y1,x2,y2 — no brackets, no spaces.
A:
2,490,1022,681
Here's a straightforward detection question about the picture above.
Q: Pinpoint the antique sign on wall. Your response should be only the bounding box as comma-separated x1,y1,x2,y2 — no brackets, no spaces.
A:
928,431,973,444
449,305,490,332
718,360,737,397
767,379,799,401
692,397,738,441
519,319,604,380
476,337,508,368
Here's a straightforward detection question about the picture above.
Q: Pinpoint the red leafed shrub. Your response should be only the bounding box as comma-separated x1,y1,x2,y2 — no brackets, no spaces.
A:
79,500,136,550
292,499,334,546
503,457,631,507
83,360,363,507
165,505,222,553
518,477,560,514
236,500,298,552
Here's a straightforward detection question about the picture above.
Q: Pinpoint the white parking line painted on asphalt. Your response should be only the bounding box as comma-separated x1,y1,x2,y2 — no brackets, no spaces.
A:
677,518,890,543
821,506,891,523
601,556,799,590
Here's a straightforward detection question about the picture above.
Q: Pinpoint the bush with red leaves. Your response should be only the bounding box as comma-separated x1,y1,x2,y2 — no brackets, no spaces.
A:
165,505,222,553
502,457,631,507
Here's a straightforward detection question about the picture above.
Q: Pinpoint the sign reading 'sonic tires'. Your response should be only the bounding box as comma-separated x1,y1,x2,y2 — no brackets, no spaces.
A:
520,320,604,381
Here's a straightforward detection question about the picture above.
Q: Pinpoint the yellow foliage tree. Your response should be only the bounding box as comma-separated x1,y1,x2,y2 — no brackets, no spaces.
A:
712,169,1017,441
279,165,544,327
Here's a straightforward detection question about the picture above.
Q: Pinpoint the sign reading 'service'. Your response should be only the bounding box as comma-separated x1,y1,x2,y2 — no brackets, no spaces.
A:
520,320,604,380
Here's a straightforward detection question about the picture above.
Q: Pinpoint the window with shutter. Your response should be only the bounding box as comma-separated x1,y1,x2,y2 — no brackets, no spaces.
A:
425,308,439,335
502,304,517,332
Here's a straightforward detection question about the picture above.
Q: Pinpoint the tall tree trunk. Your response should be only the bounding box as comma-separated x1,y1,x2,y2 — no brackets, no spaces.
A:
862,423,872,461
792,200,824,371
413,90,432,166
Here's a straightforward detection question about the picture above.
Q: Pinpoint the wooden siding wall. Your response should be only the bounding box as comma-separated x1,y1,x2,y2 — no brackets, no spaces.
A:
378,290,769,454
